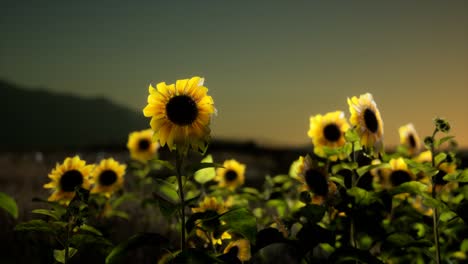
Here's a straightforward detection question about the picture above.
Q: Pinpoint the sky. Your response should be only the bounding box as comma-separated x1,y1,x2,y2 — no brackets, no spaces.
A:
1,0,468,148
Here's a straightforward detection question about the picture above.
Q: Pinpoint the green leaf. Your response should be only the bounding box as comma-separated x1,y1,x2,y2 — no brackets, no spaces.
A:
345,128,360,143
105,233,169,264
460,239,468,252
32,209,61,220
80,224,103,236
266,199,288,218
332,162,358,175
444,169,468,182
356,163,391,177
186,211,219,234
329,176,346,189
187,162,224,176
219,207,257,244
149,191,178,217
106,210,129,220
347,187,379,206
434,153,447,166
70,234,112,249
0,192,18,219
434,135,454,148
296,204,326,224
171,248,223,264
439,211,457,222
194,155,216,184
54,247,78,263
15,219,59,234
390,181,428,196
111,193,138,209
148,159,175,171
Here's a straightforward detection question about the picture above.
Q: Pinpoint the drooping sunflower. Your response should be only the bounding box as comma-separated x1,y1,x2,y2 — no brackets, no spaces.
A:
215,159,246,191
399,123,421,156
90,158,126,197
127,129,159,162
307,111,350,161
347,93,384,150
381,158,415,189
223,239,251,263
43,156,94,204
142,76,216,153
294,155,336,205
192,197,232,245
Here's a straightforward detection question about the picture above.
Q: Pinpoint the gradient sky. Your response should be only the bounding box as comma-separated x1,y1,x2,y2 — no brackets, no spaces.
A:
2,0,467,147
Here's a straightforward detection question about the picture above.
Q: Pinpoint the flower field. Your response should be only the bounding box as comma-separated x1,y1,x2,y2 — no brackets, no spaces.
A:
1,77,468,264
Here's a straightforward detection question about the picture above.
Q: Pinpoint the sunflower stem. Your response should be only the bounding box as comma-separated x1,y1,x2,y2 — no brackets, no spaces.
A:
429,128,441,264
350,142,359,250
175,152,186,251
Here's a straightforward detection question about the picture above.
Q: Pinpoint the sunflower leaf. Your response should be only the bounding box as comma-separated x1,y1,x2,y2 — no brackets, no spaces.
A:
332,162,358,175
434,152,447,166
15,219,60,234
105,232,169,264
219,207,257,244
295,204,326,224
70,234,112,250
389,181,427,196
54,247,78,263
149,159,175,171
356,163,390,177
110,193,138,209
32,209,61,221
194,155,217,184
80,224,103,236
329,176,346,189
347,187,380,206
444,169,468,182
434,136,455,148
0,192,18,219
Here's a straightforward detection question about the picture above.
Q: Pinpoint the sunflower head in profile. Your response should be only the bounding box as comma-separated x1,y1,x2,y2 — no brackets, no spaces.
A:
381,158,415,189
43,156,94,204
90,158,126,197
127,129,159,162
295,155,336,205
308,111,350,161
143,76,216,154
399,123,421,156
347,93,384,152
191,197,232,245
215,159,246,191
223,239,251,263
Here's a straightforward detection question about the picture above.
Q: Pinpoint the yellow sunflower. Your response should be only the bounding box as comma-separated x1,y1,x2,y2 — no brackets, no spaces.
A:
294,155,336,205
399,123,421,156
142,76,216,153
307,111,350,161
215,159,246,191
127,129,159,162
43,156,94,204
191,197,232,245
223,239,251,262
347,93,384,150
90,158,126,197
381,158,415,189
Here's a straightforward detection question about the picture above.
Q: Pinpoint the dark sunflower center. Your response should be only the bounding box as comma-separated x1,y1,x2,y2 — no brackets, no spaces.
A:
390,170,411,186
138,139,150,151
323,124,341,142
224,170,238,182
99,170,118,186
363,108,378,133
408,134,416,148
165,95,198,126
60,170,83,192
304,169,328,196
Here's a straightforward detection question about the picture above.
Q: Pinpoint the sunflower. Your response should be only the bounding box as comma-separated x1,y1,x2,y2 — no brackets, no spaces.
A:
43,156,94,204
192,197,232,245
399,123,421,156
381,158,415,189
223,239,251,262
142,76,216,153
433,161,458,193
347,93,384,150
307,111,350,161
294,155,336,205
127,129,159,162
215,159,246,191
90,158,126,197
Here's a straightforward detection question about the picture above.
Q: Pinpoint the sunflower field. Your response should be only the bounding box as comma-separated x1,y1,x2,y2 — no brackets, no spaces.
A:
1,76,468,264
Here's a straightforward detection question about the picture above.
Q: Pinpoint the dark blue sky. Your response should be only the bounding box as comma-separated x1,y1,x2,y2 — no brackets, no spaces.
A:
2,0,467,146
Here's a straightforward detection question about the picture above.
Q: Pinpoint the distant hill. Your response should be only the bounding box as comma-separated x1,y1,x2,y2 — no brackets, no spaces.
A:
0,80,149,150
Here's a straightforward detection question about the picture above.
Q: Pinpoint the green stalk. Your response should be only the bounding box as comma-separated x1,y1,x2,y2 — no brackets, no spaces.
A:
175,153,186,251
350,142,358,249
430,129,441,264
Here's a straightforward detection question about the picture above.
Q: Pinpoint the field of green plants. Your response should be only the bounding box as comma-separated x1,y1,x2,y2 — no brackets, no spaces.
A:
1,76,468,264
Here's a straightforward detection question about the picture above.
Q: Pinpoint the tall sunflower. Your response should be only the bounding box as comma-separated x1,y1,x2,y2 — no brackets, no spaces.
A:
127,129,159,162
43,156,94,204
347,93,384,150
142,76,216,153
223,239,251,263
381,158,415,189
192,197,232,245
90,158,126,197
294,155,336,205
308,111,350,161
399,123,421,156
215,159,246,191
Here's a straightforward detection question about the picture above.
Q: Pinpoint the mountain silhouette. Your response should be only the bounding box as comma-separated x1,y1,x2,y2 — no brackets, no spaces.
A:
0,80,149,150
